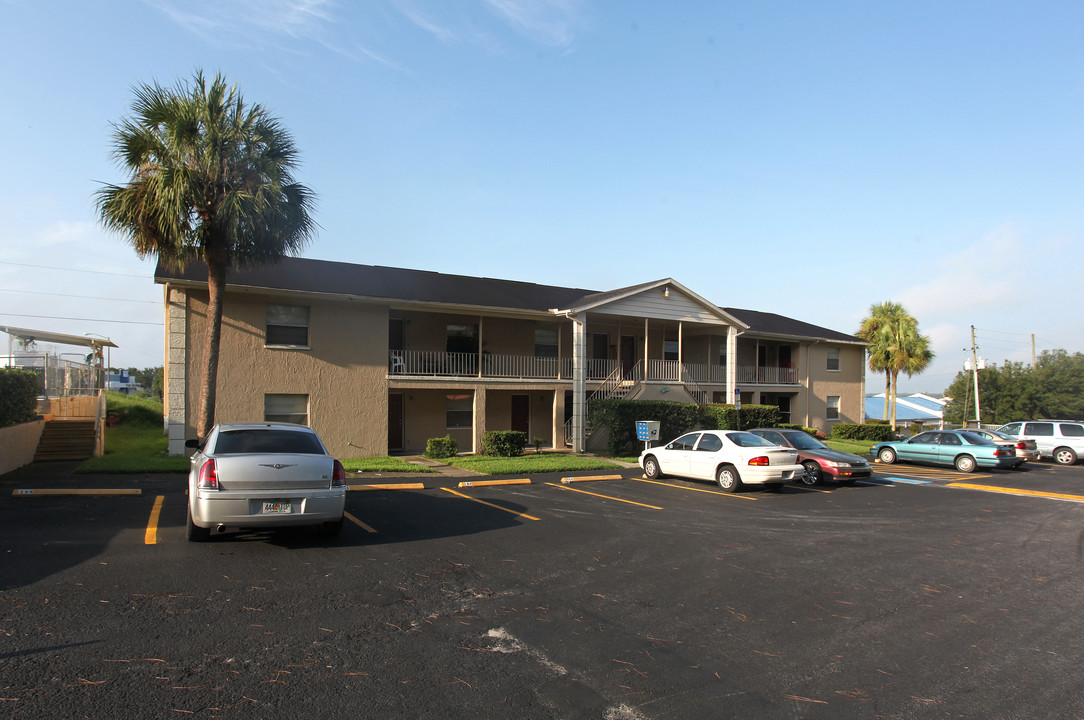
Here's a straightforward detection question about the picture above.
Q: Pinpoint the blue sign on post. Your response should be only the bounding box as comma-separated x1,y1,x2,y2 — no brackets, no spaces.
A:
635,420,660,444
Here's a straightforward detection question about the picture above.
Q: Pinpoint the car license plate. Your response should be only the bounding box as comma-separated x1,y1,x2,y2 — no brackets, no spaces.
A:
263,501,291,514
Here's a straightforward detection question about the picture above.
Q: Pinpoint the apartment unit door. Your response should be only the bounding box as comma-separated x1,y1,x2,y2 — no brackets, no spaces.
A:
511,394,530,435
388,393,404,452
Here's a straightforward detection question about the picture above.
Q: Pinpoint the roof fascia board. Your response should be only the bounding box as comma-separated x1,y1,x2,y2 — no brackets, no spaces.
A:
558,278,748,328
741,330,867,346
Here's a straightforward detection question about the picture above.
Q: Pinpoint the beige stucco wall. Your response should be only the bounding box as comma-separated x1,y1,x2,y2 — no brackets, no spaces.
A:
0,419,45,475
801,343,865,431
183,290,389,458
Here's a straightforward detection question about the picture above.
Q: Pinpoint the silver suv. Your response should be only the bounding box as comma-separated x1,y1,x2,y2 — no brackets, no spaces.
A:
995,420,1084,466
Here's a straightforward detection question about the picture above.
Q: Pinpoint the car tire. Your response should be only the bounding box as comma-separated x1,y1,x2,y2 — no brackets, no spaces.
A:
716,465,742,493
954,454,977,473
643,455,663,479
799,461,822,486
1054,447,1078,466
186,503,211,543
877,447,897,464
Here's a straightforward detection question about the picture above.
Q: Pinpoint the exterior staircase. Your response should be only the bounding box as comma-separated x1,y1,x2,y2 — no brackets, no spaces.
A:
33,419,97,462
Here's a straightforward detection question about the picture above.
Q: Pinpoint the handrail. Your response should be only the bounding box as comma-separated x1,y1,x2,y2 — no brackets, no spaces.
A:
680,364,708,404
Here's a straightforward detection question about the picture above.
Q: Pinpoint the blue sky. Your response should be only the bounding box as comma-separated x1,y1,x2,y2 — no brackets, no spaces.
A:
2,0,1081,394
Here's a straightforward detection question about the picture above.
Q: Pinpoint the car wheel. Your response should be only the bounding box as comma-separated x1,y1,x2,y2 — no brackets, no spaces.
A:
799,461,822,486
186,503,210,543
877,447,897,464
1054,447,1078,465
643,455,663,479
716,465,742,493
954,454,977,473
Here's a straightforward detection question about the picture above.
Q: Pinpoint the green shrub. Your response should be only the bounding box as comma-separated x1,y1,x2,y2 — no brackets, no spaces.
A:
830,423,897,441
779,423,825,439
589,399,707,456
700,403,781,431
482,430,528,457
424,435,458,459
0,369,39,427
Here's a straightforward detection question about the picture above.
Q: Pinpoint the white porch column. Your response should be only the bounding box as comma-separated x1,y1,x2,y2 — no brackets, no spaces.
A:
552,390,564,450
726,326,737,405
571,313,587,453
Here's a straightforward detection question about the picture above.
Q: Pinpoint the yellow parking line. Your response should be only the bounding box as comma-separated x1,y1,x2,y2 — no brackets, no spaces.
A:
13,488,142,497
345,511,378,533
457,478,532,488
144,495,164,545
947,483,1084,503
546,482,662,509
441,487,541,521
634,477,757,500
348,483,426,491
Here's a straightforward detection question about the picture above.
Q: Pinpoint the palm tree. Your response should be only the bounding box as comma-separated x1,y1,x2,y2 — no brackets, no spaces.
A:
96,70,316,440
858,302,935,430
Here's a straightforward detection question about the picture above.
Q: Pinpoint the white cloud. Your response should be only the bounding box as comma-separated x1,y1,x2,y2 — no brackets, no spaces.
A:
484,0,585,47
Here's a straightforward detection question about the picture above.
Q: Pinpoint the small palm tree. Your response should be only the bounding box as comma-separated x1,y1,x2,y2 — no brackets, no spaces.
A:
858,302,935,430
97,70,316,440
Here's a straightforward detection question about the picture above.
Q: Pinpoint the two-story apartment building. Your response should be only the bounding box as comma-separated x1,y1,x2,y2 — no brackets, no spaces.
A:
156,257,866,457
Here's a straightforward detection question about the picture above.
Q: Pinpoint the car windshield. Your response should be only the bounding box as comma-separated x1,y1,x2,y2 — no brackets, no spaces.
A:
726,432,776,448
782,432,826,450
213,429,326,455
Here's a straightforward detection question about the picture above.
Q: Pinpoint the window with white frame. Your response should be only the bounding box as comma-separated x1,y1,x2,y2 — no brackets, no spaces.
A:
827,347,840,371
264,394,309,425
446,393,473,429
266,304,310,346
826,395,840,420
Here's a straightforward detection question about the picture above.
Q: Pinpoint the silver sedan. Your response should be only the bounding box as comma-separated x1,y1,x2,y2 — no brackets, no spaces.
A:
186,423,347,542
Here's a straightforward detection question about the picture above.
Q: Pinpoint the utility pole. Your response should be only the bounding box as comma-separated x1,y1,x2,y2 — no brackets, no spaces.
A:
970,325,981,428
1032,334,1036,366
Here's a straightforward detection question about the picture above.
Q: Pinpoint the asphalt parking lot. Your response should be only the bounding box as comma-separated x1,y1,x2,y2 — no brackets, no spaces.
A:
2,459,1084,719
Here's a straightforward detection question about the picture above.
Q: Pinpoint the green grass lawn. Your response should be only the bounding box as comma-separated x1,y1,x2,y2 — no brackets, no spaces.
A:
446,453,624,475
825,438,874,456
77,393,189,474
342,457,435,473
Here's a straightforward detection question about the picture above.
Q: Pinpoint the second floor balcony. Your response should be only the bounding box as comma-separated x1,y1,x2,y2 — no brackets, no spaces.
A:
388,351,799,385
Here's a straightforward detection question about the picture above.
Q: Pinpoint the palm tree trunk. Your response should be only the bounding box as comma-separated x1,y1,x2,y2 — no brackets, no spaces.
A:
197,259,227,441
889,370,898,430
883,371,890,420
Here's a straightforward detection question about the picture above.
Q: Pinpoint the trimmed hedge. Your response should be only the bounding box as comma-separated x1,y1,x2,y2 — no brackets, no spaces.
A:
830,423,897,442
482,430,528,457
588,400,781,455
0,369,39,427
424,435,458,459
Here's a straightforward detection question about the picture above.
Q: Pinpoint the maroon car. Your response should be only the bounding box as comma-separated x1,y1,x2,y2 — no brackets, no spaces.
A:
748,428,872,486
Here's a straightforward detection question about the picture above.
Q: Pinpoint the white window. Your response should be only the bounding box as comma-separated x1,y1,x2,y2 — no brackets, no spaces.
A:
827,347,840,372
446,393,473,429
826,395,840,421
264,394,309,425
266,304,309,347
664,340,679,361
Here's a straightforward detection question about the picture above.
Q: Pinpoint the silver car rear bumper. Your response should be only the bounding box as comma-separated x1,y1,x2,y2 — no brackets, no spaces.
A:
191,489,346,529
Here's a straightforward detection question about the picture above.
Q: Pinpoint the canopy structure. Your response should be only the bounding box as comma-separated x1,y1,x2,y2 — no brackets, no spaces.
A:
0,325,118,353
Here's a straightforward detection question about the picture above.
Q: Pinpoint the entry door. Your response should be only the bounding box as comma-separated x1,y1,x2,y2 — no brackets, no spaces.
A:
388,394,404,452
511,395,530,435
620,336,635,376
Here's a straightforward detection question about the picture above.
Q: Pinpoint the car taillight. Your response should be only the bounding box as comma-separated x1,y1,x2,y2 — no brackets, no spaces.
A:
1016,441,1026,450
994,449,1011,457
331,459,346,488
198,459,219,489
747,456,770,466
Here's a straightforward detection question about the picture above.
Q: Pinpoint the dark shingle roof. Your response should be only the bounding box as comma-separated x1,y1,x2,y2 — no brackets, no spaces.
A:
155,256,863,343
155,256,598,313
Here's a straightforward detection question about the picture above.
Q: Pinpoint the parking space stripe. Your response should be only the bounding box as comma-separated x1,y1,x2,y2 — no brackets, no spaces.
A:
440,487,541,521
947,483,1084,504
634,477,757,500
878,476,933,485
345,511,378,533
546,482,662,509
144,495,164,545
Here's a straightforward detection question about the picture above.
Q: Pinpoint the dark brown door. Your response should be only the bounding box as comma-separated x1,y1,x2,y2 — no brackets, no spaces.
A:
620,336,635,376
511,394,530,435
388,394,404,452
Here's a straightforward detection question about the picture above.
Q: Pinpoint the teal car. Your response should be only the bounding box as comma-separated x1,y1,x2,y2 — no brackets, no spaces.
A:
871,430,1019,473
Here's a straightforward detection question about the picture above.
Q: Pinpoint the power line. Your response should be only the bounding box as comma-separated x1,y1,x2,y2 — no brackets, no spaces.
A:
0,260,152,279
0,312,161,326
0,288,158,305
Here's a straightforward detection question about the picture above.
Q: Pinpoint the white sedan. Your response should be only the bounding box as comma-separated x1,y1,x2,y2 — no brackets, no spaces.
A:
639,430,803,492
186,422,347,541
